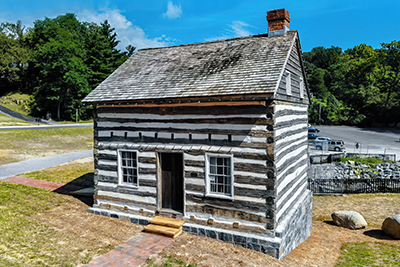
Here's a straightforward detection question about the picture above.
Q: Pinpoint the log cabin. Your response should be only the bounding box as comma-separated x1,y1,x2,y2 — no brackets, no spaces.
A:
83,8,312,259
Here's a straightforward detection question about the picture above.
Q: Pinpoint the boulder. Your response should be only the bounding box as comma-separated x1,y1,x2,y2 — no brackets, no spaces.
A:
331,211,367,229
382,214,400,239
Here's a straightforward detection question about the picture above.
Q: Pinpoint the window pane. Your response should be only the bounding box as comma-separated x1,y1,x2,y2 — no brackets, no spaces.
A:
217,166,223,174
210,166,216,174
217,157,223,165
210,157,216,165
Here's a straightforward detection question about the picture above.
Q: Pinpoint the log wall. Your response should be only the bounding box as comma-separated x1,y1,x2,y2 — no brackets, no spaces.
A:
93,103,277,231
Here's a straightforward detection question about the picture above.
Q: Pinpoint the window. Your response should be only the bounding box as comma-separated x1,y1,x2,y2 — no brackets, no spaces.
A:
285,71,292,95
118,150,138,187
206,154,234,198
300,77,304,99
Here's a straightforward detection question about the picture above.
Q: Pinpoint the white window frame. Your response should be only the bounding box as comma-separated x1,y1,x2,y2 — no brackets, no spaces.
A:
285,71,292,95
205,153,234,199
117,149,139,188
300,77,304,99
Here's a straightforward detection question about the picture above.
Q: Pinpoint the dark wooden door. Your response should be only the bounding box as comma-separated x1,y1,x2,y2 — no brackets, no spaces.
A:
161,153,183,213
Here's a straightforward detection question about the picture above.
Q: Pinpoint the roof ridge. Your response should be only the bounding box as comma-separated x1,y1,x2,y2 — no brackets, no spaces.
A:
137,30,297,52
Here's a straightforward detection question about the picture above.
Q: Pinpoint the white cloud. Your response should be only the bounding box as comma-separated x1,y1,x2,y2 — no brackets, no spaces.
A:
78,9,173,50
205,20,253,42
229,21,252,37
163,1,182,19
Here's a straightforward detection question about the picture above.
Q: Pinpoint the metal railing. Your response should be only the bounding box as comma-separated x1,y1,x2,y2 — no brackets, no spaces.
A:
309,178,400,194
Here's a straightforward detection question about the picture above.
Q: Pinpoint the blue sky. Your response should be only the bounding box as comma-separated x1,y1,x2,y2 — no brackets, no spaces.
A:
1,0,399,52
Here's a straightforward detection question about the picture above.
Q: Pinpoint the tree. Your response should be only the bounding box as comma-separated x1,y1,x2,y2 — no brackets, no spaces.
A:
0,21,30,94
28,14,90,120
27,14,131,120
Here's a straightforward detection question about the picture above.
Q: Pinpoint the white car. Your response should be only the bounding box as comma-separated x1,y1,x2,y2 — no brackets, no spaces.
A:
314,137,330,150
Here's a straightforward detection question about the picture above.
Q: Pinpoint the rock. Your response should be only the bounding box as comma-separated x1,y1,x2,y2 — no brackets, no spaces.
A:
331,211,367,230
382,214,400,239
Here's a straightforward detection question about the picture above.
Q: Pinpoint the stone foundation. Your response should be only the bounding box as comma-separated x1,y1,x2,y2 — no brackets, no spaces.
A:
87,189,312,260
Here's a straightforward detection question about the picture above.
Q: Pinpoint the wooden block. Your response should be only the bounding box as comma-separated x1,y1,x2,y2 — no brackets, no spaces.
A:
144,224,182,238
150,216,186,229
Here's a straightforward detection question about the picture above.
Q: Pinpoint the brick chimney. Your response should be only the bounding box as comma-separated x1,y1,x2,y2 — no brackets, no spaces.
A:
267,9,290,37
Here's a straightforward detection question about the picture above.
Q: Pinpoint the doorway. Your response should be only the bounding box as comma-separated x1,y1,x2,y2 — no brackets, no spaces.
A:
160,153,184,213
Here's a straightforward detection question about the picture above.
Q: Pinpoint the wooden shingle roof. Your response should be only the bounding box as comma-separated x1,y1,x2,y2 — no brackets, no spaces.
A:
83,31,298,104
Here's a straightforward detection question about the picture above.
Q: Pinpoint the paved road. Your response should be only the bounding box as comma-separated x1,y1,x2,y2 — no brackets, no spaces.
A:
315,126,400,161
0,150,93,179
0,123,93,131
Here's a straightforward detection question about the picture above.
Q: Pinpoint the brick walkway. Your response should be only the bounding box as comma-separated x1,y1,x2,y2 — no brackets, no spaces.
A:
2,176,174,266
85,233,174,267
2,176,83,194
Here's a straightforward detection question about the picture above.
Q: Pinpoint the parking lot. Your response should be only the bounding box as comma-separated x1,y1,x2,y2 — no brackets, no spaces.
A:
308,126,400,161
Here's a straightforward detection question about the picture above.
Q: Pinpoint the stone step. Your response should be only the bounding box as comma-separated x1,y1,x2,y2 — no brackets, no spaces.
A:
143,224,182,238
149,216,186,229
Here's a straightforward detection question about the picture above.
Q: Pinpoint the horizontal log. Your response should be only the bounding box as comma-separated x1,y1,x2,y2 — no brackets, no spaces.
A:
186,193,267,212
234,174,272,187
234,162,270,173
184,160,205,167
139,179,157,187
96,174,118,183
185,171,205,179
139,157,157,164
95,136,271,149
96,153,117,161
96,185,157,198
139,168,157,175
185,183,205,193
98,116,273,126
234,187,272,198
186,204,268,223
96,104,273,116
95,194,157,210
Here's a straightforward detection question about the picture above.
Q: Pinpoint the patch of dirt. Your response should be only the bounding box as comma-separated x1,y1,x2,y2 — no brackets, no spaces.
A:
144,221,400,267
30,187,400,266
31,197,143,263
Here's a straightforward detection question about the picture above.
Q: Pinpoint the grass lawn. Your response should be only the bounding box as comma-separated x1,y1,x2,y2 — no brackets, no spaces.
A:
23,159,94,187
0,127,93,165
0,113,34,126
8,157,400,266
0,93,32,116
337,242,400,267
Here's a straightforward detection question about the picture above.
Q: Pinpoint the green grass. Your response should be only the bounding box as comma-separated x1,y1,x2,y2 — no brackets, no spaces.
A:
338,156,394,164
0,182,73,266
0,92,32,116
0,127,93,165
337,242,400,267
57,119,94,124
23,161,94,187
0,113,33,126
145,255,198,267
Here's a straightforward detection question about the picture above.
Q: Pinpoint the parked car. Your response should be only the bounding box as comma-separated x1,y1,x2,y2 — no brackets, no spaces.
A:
308,133,318,139
308,126,320,133
328,140,345,152
314,136,330,150
315,136,330,142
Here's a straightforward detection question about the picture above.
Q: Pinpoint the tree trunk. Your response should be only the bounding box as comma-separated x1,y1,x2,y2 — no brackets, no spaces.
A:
57,101,61,120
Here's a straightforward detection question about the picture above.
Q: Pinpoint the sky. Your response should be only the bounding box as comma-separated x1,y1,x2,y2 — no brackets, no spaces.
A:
1,0,400,52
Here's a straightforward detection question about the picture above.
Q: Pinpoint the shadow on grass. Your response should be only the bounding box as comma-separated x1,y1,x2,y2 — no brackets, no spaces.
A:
53,172,94,206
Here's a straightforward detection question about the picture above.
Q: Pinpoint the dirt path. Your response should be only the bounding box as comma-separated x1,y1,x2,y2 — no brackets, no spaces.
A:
143,220,400,267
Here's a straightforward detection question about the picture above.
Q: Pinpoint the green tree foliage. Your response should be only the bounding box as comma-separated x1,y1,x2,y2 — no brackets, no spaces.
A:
26,14,131,120
304,43,400,126
0,21,30,94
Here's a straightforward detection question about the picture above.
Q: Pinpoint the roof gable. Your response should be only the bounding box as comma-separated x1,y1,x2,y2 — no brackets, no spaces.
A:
83,31,300,104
